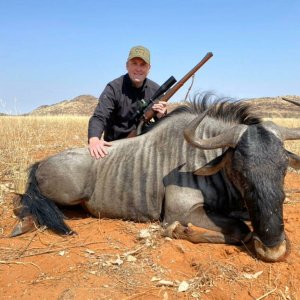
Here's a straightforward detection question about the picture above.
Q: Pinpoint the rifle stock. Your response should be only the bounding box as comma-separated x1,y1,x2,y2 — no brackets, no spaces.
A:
128,51,213,138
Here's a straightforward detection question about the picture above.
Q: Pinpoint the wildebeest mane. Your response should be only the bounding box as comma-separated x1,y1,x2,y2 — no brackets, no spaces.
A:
170,92,262,125
143,93,261,133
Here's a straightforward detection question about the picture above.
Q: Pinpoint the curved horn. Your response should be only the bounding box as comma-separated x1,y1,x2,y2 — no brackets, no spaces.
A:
277,98,300,140
183,110,248,150
278,126,300,141
262,98,300,141
261,121,300,141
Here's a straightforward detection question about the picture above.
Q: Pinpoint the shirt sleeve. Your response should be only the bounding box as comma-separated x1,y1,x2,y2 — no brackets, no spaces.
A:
88,83,116,140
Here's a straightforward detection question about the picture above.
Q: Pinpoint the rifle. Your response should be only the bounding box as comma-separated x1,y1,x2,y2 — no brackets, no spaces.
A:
130,75,177,123
128,51,213,138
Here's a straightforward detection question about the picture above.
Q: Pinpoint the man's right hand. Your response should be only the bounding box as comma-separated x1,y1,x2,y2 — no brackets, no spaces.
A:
88,137,112,159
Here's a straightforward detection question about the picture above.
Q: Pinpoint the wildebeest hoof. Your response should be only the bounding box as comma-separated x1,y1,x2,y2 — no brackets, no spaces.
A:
10,216,37,237
163,221,185,239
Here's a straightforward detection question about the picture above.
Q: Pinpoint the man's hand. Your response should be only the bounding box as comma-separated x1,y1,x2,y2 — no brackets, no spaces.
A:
88,137,112,159
152,101,167,118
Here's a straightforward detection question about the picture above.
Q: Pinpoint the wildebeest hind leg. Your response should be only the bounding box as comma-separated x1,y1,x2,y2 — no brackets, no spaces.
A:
10,193,37,236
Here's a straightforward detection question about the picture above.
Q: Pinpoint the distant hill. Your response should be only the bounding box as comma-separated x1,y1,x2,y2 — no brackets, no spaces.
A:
244,95,300,118
25,94,300,118
27,95,98,116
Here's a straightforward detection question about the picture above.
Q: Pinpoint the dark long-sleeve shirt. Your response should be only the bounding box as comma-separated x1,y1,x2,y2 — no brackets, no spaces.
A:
88,73,159,141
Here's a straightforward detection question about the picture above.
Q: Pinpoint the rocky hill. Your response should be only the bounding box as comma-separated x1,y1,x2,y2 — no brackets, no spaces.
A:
25,94,300,118
244,95,300,118
27,95,98,116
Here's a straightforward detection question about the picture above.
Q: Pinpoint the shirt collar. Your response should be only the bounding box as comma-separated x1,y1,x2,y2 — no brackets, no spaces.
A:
125,73,147,91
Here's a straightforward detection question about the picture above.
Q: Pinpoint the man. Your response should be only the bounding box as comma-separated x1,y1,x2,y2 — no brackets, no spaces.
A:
88,45,167,159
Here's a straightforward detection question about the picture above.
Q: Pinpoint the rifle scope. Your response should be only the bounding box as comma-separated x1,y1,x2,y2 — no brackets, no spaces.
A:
133,76,177,120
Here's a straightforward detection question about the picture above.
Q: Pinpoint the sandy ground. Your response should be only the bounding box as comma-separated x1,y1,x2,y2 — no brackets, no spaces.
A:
0,172,299,300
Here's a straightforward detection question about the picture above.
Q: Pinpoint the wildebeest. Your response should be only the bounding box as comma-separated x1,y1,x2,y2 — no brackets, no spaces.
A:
11,94,300,262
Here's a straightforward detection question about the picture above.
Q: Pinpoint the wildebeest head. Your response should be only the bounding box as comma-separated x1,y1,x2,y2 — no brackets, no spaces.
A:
184,101,300,262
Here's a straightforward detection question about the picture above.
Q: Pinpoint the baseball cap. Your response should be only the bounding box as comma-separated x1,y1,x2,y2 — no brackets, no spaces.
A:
127,46,150,64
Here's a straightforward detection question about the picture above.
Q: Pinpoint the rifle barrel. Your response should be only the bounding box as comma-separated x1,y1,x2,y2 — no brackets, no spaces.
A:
160,52,213,103
127,52,213,138
143,52,213,123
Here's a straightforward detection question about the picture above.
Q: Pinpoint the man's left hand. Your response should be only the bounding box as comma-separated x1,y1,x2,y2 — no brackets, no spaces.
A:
152,101,167,118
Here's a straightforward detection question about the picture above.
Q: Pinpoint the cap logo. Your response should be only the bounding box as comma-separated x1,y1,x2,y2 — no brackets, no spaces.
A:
128,46,150,64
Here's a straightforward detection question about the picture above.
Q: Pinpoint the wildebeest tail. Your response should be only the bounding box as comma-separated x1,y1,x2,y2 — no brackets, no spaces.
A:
19,162,73,235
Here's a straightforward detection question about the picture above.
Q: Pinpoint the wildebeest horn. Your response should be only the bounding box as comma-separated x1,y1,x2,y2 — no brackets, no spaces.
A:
267,97,300,141
282,97,300,107
184,110,248,150
272,98,300,141
278,126,300,141
261,121,300,141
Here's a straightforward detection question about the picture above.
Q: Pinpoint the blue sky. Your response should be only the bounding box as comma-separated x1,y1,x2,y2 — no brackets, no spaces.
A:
0,0,299,114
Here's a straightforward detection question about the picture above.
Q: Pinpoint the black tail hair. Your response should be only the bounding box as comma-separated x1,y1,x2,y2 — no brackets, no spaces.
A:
19,162,73,235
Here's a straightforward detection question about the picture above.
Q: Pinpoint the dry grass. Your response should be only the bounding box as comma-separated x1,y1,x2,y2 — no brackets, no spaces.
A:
1,115,300,196
0,115,88,195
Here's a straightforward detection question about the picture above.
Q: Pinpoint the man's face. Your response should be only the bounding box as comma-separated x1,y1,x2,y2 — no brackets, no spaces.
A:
126,57,151,88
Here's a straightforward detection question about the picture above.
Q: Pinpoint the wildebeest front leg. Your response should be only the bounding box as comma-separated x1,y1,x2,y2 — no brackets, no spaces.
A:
163,186,251,244
163,219,251,245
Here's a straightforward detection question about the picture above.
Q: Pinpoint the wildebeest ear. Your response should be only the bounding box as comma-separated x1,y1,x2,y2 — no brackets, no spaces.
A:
287,151,300,170
193,149,233,176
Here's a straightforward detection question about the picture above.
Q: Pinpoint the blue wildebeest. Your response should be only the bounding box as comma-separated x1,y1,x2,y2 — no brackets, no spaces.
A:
11,95,300,262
